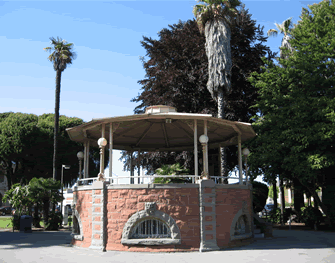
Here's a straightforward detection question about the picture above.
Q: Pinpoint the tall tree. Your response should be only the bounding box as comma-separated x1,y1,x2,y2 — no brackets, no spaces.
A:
267,17,294,60
193,0,241,182
44,37,76,181
248,0,335,224
131,9,275,175
0,112,100,188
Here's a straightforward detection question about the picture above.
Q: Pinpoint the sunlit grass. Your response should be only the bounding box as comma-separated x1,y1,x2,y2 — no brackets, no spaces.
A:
0,215,72,229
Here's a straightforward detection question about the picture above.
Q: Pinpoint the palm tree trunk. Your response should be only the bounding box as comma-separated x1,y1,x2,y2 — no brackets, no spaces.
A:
205,19,232,185
53,70,62,181
218,89,228,183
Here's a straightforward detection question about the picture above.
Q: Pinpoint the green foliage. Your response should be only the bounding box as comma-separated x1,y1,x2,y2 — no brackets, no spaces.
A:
12,215,20,230
153,163,191,184
268,208,282,224
252,181,269,213
45,211,63,230
193,0,241,32
301,206,323,228
44,37,76,72
2,183,31,215
247,0,335,223
131,11,275,174
0,112,100,187
268,185,279,200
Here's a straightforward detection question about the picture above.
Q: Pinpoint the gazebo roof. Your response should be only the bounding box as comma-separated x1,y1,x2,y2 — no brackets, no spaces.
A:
66,106,256,152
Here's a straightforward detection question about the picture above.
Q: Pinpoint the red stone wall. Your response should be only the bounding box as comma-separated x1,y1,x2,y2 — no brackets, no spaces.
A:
71,190,92,248
215,188,253,248
105,187,200,252
71,186,252,252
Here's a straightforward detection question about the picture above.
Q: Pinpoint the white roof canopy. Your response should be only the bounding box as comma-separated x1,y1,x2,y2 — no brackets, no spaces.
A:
66,106,256,152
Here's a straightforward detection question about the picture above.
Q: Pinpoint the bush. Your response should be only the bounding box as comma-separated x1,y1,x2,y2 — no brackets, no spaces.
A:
268,208,281,224
45,211,63,230
301,206,323,228
252,181,269,213
12,215,20,230
283,208,295,223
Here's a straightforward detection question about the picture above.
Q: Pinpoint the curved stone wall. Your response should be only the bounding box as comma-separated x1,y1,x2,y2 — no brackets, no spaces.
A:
71,181,253,252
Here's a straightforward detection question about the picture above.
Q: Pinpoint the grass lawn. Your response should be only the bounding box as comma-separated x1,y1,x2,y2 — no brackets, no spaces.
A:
0,217,12,228
0,216,72,229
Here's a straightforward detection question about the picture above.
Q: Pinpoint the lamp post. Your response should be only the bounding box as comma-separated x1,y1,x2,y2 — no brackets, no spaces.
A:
61,164,71,222
77,151,84,179
98,137,107,181
199,134,209,179
242,148,250,184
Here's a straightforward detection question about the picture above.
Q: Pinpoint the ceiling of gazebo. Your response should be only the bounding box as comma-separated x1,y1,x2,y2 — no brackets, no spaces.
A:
66,111,256,152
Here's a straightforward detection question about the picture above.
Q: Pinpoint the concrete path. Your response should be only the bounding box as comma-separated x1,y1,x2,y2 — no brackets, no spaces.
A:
0,229,335,263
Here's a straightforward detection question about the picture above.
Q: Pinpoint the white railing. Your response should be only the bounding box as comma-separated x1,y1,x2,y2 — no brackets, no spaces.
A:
77,175,248,186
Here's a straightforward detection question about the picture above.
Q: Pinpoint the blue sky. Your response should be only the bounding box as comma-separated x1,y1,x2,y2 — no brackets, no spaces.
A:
0,0,319,181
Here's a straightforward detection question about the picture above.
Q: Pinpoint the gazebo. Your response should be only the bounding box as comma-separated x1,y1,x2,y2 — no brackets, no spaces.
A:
66,105,257,252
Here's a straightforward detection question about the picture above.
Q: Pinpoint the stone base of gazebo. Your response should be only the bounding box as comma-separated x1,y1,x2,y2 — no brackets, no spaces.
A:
71,180,254,252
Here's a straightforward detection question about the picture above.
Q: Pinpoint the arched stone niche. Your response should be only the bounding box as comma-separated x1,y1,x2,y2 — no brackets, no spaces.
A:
71,205,84,241
121,202,181,245
230,201,252,241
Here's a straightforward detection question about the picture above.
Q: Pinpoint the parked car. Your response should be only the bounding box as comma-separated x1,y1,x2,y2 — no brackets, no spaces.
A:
0,206,13,216
262,204,275,216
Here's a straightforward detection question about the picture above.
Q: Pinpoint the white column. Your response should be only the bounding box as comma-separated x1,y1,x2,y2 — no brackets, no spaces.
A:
194,119,198,184
130,152,134,184
138,150,141,184
100,124,106,175
85,141,90,178
204,120,209,178
238,134,243,185
83,141,87,179
109,123,113,179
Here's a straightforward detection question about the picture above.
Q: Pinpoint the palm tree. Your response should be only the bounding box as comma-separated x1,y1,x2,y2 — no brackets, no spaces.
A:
44,37,76,181
193,0,241,182
267,17,294,60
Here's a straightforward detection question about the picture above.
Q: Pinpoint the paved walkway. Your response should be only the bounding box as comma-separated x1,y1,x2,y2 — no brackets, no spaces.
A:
0,229,335,263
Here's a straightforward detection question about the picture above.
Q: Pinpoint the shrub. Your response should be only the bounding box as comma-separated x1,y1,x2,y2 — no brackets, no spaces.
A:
12,215,20,230
252,181,269,213
268,208,281,224
301,206,323,228
46,211,63,230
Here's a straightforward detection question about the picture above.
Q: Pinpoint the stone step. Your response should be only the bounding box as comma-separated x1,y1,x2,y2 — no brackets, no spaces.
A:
254,233,264,238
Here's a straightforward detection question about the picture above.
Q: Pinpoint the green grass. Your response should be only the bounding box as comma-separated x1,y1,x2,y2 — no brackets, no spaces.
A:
0,215,72,229
0,217,12,228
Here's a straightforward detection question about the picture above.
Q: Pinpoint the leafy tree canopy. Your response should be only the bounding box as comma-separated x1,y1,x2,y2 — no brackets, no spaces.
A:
0,112,100,189
247,0,335,222
128,7,275,174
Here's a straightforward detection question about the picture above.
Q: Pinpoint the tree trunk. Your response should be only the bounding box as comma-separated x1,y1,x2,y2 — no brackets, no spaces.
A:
293,178,304,212
299,177,332,227
205,19,232,185
204,19,232,99
273,181,278,209
217,90,228,183
43,199,50,229
280,177,285,225
53,70,62,181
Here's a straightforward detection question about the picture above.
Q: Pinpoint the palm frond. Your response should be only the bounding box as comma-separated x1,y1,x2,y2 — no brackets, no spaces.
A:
267,29,278,37
44,36,76,71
